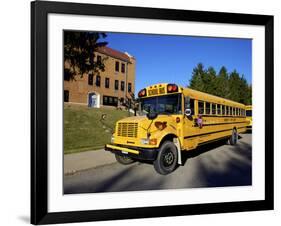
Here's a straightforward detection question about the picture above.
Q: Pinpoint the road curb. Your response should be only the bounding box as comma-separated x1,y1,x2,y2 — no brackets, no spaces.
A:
64,149,116,175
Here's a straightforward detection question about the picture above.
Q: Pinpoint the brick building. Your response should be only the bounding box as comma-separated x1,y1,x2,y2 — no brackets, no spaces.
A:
64,46,136,108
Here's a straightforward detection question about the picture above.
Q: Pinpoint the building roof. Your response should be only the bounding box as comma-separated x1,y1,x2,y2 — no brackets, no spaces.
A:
96,46,134,63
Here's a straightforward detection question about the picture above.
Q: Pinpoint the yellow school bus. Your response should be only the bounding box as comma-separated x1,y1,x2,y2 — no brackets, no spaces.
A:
246,105,252,131
105,83,248,175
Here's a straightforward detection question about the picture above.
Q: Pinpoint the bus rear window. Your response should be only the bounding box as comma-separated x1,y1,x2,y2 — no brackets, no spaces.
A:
246,110,252,117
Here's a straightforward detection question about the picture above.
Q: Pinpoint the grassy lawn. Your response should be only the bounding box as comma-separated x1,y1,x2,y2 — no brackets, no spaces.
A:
64,104,132,154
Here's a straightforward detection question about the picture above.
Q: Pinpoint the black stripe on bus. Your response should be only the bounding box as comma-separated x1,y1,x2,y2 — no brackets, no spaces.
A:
200,115,246,118
184,126,246,139
199,121,246,127
197,135,231,146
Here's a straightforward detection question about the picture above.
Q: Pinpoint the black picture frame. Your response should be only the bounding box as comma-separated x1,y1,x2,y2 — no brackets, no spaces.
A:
31,0,274,224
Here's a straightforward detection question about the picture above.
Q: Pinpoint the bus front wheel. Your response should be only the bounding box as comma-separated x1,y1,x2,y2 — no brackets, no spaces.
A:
115,154,135,165
229,129,238,145
153,141,178,175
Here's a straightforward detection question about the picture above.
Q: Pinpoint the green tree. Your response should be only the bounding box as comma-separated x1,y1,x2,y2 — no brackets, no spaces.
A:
246,85,252,105
228,70,242,102
189,63,206,92
215,66,229,98
64,31,108,80
204,66,217,95
188,64,252,105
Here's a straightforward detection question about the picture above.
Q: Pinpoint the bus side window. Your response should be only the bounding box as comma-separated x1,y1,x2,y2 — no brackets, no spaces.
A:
212,103,216,115
205,102,211,115
217,104,221,115
198,101,204,115
222,105,225,115
184,97,194,116
190,99,195,115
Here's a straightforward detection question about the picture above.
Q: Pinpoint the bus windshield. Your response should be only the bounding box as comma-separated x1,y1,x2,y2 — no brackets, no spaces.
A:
140,94,182,115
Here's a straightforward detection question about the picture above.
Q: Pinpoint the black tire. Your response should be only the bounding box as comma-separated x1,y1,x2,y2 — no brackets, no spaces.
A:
115,154,135,165
229,128,238,145
153,141,178,175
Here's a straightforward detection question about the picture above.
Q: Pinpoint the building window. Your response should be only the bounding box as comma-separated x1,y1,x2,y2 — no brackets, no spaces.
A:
121,81,125,91
64,90,69,102
115,61,119,72
121,63,125,73
128,83,132,93
88,74,93,85
105,77,110,88
96,75,101,87
97,55,102,64
64,70,70,81
103,95,118,107
115,80,119,90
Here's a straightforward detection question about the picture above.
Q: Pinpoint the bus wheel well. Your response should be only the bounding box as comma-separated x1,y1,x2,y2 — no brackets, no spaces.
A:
159,134,178,147
158,134,182,165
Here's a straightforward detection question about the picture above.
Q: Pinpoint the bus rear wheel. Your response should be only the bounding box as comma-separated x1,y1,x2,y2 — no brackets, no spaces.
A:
229,128,238,145
115,154,135,165
153,141,178,175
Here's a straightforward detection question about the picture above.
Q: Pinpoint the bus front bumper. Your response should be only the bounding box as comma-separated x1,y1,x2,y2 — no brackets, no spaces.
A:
105,144,158,161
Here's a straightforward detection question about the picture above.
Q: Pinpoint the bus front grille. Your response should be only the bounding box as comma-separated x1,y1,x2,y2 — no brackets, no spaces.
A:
117,122,138,138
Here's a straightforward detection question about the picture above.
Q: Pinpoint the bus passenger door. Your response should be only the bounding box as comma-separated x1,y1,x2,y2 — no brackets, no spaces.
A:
183,97,198,150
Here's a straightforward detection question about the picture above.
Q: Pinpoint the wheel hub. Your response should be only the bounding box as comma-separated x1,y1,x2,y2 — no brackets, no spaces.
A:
163,151,174,166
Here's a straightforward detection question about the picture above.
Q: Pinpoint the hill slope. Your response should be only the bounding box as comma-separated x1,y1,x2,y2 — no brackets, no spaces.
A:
64,104,132,154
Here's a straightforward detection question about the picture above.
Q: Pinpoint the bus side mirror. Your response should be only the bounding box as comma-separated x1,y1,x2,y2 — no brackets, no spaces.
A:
185,109,192,117
146,112,158,120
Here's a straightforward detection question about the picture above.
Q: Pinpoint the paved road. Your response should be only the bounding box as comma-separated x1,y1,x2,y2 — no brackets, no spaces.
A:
64,134,252,194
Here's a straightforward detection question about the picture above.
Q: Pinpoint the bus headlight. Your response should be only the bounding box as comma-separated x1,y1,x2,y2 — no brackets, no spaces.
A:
141,138,149,145
111,135,115,143
141,138,157,145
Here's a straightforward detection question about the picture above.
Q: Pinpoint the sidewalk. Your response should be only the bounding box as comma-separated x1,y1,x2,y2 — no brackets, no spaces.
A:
64,149,116,175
